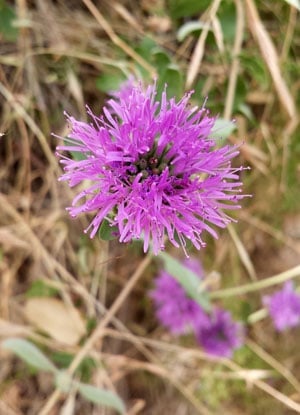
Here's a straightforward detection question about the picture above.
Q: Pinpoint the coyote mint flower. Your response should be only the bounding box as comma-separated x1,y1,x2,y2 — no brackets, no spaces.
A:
194,308,244,358
57,81,246,255
263,281,300,331
150,258,206,334
150,258,244,356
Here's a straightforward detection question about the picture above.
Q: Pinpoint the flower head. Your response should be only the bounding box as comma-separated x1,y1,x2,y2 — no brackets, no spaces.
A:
57,80,246,255
150,258,206,335
263,281,300,331
194,308,244,358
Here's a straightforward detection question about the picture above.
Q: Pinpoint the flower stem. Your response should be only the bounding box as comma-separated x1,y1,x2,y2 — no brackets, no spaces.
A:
210,265,300,299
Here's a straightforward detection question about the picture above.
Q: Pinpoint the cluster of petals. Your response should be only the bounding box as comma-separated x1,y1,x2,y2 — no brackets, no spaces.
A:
263,281,300,331
57,80,246,255
150,258,244,357
194,308,244,358
149,259,206,335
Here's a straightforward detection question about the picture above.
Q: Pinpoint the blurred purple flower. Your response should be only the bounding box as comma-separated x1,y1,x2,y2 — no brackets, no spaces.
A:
150,258,206,335
263,281,300,331
194,308,244,358
56,80,246,255
150,258,244,357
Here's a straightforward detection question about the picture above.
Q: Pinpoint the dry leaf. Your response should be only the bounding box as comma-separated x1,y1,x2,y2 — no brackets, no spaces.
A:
146,16,172,33
25,298,86,346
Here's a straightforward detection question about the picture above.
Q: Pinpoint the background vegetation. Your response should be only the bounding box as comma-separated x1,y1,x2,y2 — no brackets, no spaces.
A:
0,0,300,414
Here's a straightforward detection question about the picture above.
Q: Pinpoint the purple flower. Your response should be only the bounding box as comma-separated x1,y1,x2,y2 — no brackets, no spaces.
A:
263,281,300,331
194,308,244,358
150,258,207,335
56,81,246,255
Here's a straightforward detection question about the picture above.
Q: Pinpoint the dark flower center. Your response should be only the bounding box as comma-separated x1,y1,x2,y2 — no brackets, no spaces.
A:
135,154,167,179
125,148,169,182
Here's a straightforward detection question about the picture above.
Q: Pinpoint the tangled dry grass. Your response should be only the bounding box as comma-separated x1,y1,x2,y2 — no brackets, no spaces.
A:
0,0,300,414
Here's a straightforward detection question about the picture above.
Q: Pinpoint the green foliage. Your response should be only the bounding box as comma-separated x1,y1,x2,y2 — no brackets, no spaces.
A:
136,37,184,98
78,383,125,414
96,72,127,93
218,1,237,43
197,370,232,409
135,37,157,60
168,0,211,19
50,350,74,368
55,372,126,413
281,131,300,212
209,119,237,140
98,218,119,241
151,47,171,68
51,351,97,383
177,21,210,42
283,0,300,11
26,279,59,298
3,338,124,412
239,53,270,89
96,36,184,99
2,338,57,373
237,300,253,323
157,64,183,100
0,1,18,41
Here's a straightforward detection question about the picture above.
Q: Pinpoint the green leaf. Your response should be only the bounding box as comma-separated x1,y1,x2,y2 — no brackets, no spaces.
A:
78,383,125,414
168,0,211,19
177,21,210,42
239,53,269,88
2,338,57,373
151,47,171,69
159,252,211,311
51,351,97,383
135,37,157,59
26,279,59,298
0,1,19,41
96,72,126,93
98,218,118,241
237,103,255,122
209,119,236,139
283,0,300,11
157,64,183,100
219,2,236,43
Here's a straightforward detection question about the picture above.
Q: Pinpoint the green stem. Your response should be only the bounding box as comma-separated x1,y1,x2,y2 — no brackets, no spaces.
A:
209,264,300,299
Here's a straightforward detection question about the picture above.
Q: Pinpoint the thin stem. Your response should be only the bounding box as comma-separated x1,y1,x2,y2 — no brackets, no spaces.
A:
210,265,300,299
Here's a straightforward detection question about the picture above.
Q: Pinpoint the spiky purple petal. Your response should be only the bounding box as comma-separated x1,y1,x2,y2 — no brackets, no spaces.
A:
56,80,247,254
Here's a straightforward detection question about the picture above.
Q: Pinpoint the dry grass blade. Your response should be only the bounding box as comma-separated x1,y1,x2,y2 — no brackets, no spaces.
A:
247,339,300,393
1,1,299,413
223,0,244,120
224,359,300,413
102,330,300,413
245,0,297,120
227,224,257,281
38,253,153,415
112,2,143,33
210,264,300,299
82,0,156,77
0,82,58,171
186,0,222,89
